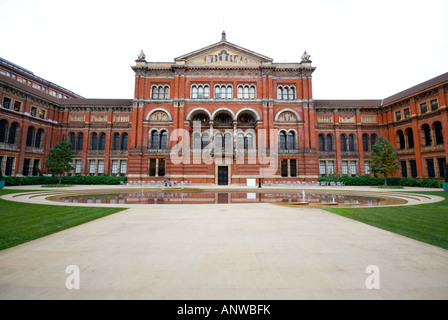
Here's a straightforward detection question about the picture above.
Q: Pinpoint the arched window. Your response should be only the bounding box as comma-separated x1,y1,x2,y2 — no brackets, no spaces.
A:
362,134,369,152
69,132,76,150
224,133,232,151
112,132,120,150
0,120,6,143
158,87,164,99
35,129,44,149
214,86,221,99
243,86,249,99
288,88,295,100
8,122,18,145
150,131,159,149
164,86,170,99
370,134,377,150
121,133,128,151
90,133,98,150
434,121,444,145
227,86,233,99
249,86,255,99
237,86,243,99
397,130,405,149
341,134,347,152
26,126,35,147
237,133,245,150
326,134,333,151
152,87,158,99
318,134,325,151
193,132,201,149
191,86,198,99
245,133,253,150
287,131,295,150
215,133,223,150
405,128,414,149
279,131,287,150
77,133,84,151
99,133,106,150
422,124,431,146
159,130,168,149
348,134,356,151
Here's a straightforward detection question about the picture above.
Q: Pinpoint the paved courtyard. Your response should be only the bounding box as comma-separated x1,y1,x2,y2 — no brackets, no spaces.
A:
0,185,447,300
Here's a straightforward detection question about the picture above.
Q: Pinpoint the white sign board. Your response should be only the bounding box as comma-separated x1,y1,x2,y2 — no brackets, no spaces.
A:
246,178,256,187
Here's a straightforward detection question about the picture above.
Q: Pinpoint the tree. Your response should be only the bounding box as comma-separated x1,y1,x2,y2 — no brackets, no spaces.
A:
44,137,74,184
370,136,400,186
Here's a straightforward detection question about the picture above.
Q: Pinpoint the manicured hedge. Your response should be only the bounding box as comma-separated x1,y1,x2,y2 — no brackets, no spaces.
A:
318,175,442,188
4,175,127,186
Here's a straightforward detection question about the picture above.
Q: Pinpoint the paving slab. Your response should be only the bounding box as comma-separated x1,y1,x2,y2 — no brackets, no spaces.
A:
1,185,448,300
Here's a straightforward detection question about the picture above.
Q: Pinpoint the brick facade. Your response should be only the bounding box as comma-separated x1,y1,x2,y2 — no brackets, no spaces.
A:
1,35,447,184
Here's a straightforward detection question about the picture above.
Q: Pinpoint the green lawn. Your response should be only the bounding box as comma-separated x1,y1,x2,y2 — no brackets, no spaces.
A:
325,191,448,250
0,189,126,251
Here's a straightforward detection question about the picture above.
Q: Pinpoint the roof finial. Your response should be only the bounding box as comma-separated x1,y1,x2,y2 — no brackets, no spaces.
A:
221,30,227,41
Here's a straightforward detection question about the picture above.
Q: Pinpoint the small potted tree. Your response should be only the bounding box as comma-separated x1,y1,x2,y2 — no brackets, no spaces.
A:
443,164,448,191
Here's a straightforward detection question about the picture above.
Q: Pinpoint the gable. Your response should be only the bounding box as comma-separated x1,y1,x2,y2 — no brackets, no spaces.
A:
174,39,273,67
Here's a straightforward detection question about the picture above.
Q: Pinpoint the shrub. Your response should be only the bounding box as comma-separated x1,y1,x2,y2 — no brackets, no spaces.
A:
4,175,126,186
318,175,442,188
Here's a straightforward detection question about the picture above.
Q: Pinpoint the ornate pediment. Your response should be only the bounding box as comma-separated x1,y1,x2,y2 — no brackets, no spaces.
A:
174,33,272,68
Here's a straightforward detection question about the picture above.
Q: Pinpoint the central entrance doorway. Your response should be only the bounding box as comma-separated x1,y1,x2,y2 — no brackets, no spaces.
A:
217,166,229,185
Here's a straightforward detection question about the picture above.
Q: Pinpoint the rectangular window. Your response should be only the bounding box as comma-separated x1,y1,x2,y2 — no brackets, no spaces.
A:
342,161,348,175
364,161,370,175
410,160,417,178
426,158,435,178
23,159,31,176
158,159,165,177
111,160,118,174
149,159,156,177
290,159,297,177
438,158,446,178
97,160,104,174
75,160,82,173
350,162,357,176
420,102,427,114
120,160,127,174
404,108,410,119
319,161,326,175
430,99,438,111
327,161,335,175
31,106,37,117
400,161,408,178
281,159,288,177
13,101,21,112
395,111,402,121
89,160,96,174
39,109,46,119
2,97,11,109
32,159,40,176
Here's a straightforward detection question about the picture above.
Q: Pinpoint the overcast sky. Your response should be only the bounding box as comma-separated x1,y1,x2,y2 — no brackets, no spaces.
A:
1,0,447,100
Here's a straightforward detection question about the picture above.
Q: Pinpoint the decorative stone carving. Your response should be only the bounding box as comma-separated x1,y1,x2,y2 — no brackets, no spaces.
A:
361,115,377,123
339,115,355,123
149,110,170,122
301,51,311,62
189,49,260,66
69,114,85,122
277,111,297,122
137,50,146,61
91,114,108,122
114,114,130,122
317,115,332,123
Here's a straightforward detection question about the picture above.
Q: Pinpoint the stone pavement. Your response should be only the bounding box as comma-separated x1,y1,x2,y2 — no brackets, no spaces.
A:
0,185,447,300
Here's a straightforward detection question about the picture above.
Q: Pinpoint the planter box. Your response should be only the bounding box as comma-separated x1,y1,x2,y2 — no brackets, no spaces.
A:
443,182,448,191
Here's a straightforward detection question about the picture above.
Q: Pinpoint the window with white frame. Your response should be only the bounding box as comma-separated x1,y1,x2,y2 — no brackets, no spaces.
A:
111,160,119,174
214,84,233,99
277,85,296,100
151,85,170,100
350,161,357,175
191,84,210,99
237,84,256,99
328,161,335,174
75,160,82,174
97,160,104,174
120,160,127,174
319,161,326,175
342,161,348,175
89,160,96,174
364,161,370,175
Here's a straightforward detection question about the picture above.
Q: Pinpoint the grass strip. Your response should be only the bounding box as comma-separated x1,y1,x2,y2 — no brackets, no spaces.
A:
0,189,126,251
325,191,448,250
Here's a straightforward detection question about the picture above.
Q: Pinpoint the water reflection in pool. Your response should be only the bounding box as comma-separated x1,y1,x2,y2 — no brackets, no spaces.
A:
54,190,406,207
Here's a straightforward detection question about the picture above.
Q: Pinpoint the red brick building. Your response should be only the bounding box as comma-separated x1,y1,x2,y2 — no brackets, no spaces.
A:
1,33,447,184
